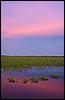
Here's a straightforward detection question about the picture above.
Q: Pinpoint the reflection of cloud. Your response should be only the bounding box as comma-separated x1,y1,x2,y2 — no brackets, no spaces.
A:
2,74,64,99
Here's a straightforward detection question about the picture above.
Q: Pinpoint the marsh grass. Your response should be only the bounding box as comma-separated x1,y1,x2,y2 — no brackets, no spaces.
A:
8,77,18,83
51,74,60,79
1,56,64,70
30,77,39,83
8,77,15,83
40,76,48,81
7,73,60,84
23,79,29,83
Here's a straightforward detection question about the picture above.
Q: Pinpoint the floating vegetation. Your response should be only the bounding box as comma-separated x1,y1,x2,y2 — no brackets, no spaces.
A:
8,77,19,83
7,74,60,84
30,77,39,83
23,79,29,83
40,76,48,81
51,74,60,79
8,77,16,83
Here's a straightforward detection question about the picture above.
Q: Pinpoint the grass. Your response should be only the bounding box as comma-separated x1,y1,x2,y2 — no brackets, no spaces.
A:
23,79,29,83
40,76,48,81
30,77,39,83
8,77,18,83
51,74,60,79
8,77,16,83
7,74,60,84
1,56,64,70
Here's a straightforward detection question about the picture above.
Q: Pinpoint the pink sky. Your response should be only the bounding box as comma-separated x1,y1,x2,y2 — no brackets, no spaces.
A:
1,1,64,38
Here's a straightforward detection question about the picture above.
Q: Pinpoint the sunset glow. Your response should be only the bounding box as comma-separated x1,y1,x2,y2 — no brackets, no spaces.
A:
1,1,64,56
1,1,64,38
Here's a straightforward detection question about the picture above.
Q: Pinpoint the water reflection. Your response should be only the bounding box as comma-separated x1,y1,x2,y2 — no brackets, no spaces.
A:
1,66,64,99
1,66,64,79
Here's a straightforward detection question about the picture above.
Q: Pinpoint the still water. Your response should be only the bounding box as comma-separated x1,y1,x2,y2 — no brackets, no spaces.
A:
1,66,64,99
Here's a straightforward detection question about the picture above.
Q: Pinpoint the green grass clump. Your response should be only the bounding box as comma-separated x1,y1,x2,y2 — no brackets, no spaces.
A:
8,77,19,83
8,77,15,83
51,74,59,79
40,76,48,81
7,74,60,84
30,77,39,83
23,79,29,83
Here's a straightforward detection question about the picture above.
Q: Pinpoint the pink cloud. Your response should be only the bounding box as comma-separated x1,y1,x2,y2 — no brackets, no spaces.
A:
1,1,64,38
1,19,64,38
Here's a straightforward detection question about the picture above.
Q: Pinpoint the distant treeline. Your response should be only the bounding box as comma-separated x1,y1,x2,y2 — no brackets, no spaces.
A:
1,55,64,57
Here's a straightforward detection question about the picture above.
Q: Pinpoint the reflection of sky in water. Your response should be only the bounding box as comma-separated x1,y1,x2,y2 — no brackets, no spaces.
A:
1,66,64,79
1,66,64,99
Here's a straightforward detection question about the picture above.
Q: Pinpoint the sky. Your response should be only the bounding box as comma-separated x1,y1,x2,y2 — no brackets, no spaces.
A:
1,1,64,56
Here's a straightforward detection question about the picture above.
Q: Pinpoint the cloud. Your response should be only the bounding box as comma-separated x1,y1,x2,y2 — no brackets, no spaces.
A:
1,1,64,38
1,18,64,38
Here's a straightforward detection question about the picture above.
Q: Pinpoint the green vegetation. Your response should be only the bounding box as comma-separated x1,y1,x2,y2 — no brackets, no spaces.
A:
40,76,48,81
8,77,18,83
7,74,60,84
30,77,39,83
23,79,29,83
51,74,59,79
1,56,64,70
8,77,16,83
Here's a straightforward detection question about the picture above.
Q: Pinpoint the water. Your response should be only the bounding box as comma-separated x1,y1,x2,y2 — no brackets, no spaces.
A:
1,66,64,99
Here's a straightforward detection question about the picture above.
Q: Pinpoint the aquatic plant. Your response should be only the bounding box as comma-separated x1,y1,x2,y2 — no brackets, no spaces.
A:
51,74,59,79
1,56,64,70
40,76,48,81
7,73,60,84
30,77,39,83
8,77,15,82
23,79,29,83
